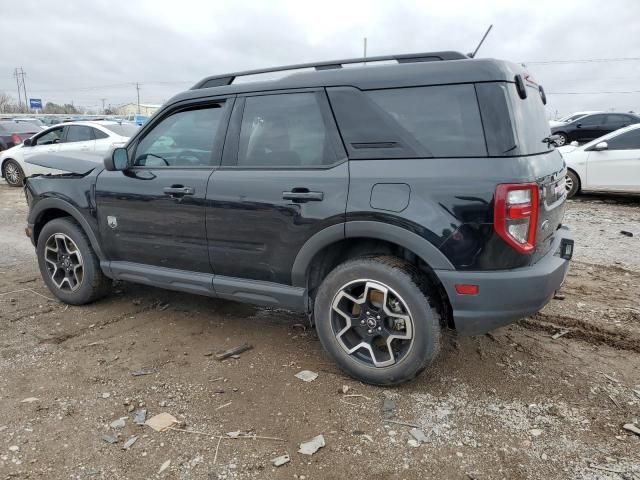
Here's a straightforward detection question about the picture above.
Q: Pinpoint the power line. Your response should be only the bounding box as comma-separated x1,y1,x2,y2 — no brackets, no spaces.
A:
525,57,640,65
548,90,640,95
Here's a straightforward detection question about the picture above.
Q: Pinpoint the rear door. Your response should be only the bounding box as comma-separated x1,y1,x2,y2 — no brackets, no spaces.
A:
575,114,607,142
206,90,348,284
96,99,233,272
59,125,96,153
587,128,640,192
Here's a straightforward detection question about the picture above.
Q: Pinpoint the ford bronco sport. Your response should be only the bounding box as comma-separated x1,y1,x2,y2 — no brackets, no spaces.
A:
23,51,573,385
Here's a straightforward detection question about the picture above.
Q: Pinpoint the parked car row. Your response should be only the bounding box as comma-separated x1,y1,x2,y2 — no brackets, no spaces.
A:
550,111,640,146
0,121,138,186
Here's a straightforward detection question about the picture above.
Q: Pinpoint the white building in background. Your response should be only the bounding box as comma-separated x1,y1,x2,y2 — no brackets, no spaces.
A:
114,103,161,116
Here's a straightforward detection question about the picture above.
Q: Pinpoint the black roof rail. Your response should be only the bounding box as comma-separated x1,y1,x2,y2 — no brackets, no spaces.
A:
192,51,469,89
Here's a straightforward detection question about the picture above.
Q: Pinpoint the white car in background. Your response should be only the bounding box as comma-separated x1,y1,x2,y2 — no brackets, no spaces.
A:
549,110,602,128
0,121,138,187
560,123,640,198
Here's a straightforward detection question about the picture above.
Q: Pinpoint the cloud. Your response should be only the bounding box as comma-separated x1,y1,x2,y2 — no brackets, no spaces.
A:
1,0,639,115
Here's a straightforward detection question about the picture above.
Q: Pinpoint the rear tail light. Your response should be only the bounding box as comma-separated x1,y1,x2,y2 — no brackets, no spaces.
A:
494,183,539,254
11,133,22,145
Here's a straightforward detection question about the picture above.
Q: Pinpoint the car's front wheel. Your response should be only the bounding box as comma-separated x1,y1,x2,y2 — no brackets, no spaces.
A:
37,218,111,305
2,160,24,187
554,132,568,147
314,256,442,385
565,170,580,198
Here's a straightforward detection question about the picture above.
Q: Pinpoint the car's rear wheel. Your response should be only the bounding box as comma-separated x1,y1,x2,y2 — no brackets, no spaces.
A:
565,170,580,198
37,218,111,305
3,160,24,187
314,256,442,385
554,132,568,147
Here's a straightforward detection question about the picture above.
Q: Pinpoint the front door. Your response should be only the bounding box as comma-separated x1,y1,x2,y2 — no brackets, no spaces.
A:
575,113,607,142
587,127,640,192
96,99,233,272
22,125,63,162
206,91,348,285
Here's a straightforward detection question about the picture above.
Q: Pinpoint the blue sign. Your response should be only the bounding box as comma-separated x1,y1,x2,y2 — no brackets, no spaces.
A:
29,98,43,109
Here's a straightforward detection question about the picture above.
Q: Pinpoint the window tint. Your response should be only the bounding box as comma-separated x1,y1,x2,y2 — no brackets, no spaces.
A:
34,127,64,146
93,128,109,139
236,93,334,167
134,105,224,167
605,128,640,150
0,121,38,133
366,85,486,157
579,114,605,126
65,125,94,142
104,124,139,137
605,114,632,124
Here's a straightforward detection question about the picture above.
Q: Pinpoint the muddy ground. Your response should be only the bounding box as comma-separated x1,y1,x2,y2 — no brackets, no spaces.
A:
0,181,638,480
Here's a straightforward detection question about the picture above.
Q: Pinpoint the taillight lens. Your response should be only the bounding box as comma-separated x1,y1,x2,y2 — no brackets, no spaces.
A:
494,183,539,254
11,133,22,145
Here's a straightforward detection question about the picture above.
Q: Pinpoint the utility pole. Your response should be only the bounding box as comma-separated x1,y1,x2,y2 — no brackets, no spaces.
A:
100,98,106,114
135,82,141,114
363,37,367,64
13,67,28,111
14,68,22,107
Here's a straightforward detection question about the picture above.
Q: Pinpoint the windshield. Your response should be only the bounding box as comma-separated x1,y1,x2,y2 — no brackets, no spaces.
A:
103,124,139,137
0,121,39,133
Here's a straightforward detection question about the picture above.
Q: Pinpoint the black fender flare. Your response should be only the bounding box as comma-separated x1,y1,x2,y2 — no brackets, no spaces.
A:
291,221,455,288
28,197,106,262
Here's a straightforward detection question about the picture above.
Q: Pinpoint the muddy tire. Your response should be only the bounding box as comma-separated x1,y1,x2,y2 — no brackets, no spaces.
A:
37,218,111,305
554,132,568,147
314,256,442,386
3,159,24,187
566,170,580,198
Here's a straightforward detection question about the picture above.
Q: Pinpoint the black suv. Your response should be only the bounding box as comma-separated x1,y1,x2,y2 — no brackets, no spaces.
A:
24,51,573,385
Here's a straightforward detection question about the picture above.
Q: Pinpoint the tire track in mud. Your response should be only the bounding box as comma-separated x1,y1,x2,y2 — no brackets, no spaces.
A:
521,313,640,353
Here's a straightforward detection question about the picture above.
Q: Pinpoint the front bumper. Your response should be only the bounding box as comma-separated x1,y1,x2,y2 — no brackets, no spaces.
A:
437,226,573,336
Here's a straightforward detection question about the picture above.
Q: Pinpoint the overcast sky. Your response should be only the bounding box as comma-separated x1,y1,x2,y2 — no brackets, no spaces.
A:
1,0,639,117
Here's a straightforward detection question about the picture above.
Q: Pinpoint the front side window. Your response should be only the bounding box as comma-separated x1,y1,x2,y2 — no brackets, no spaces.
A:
236,93,335,167
579,114,605,126
64,125,94,143
34,127,64,146
605,128,640,150
134,105,225,167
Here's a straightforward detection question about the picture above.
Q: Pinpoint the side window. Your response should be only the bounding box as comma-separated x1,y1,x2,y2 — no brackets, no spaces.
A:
236,93,335,167
34,127,64,146
134,105,225,167
579,114,605,126
93,128,109,139
605,129,640,150
605,114,632,125
64,125,94,143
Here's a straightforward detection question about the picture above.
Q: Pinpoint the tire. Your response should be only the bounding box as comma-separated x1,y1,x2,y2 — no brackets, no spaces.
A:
554,132,568,147
2,159,24,187
565,170,580,198
36,218,111,305
314,255,442,385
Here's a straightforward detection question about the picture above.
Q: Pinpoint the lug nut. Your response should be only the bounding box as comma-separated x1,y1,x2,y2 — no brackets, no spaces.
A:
377,327,382,331
360,320,365,325
367,329,372,334
376,315,380,320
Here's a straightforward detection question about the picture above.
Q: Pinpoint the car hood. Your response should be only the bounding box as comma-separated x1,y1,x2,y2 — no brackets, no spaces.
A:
548,120,566,128
25,151,104,175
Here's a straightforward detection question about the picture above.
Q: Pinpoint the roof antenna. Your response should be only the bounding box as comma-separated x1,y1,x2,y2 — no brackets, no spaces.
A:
469,24,493,58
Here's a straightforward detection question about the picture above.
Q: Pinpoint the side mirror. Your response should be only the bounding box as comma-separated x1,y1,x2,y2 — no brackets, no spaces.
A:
104,147,129,171
593,141,608,151
575,123,582,128
23,138,32,147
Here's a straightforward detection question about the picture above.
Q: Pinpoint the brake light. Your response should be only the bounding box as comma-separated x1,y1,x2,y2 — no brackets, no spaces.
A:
11,133,22,145
494,183,539,254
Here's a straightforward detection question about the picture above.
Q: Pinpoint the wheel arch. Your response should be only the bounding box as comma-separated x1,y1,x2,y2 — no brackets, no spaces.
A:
292,222,455,328
566,167,582,193
30,198,106,262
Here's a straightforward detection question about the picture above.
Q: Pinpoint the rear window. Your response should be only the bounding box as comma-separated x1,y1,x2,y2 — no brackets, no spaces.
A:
476,81,552,156
367,85,487,157
0,121,38,134
103,124,139,137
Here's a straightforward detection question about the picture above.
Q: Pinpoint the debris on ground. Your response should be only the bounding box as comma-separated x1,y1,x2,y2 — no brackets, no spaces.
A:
382,398,396,416
134,409,147,425
529,429,543,437
20,397,39,403
215,343,253,360
122,435,138,450
294,370,318,382
620,230,634,237
552,330,570,340
130,368,156,376
158,460,171,473
145,412,179,432
409,428,429,444
110,417,126,429
622,423,640,436
341,385,350,394
101,392,111,399
298,434,325,455
101,434,118,444
553,292,566,300
271,454,291,467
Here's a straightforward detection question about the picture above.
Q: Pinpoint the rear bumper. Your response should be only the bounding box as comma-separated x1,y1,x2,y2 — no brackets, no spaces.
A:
436,226,573,336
